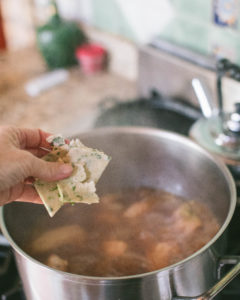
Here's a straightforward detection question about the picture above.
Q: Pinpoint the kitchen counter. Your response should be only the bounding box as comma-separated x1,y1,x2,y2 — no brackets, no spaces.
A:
0,47,137,136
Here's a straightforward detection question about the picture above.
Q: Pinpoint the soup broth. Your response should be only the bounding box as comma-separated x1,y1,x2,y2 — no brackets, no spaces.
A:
24,187,220,276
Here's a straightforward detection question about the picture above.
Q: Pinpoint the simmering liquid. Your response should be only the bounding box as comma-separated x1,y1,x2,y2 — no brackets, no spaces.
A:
25,187,220,276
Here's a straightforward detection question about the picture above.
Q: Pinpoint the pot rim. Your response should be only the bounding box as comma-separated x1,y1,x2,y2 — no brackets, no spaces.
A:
0,126,236,282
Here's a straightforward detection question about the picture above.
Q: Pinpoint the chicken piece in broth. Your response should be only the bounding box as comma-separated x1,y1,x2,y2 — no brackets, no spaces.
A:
147,242,181,270
103,240,128,257
123,200,152,218
46,254,68,272
29,225,86,254
173,201,202,236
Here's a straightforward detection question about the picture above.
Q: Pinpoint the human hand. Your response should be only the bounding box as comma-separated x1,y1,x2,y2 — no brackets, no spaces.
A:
0,126,73,205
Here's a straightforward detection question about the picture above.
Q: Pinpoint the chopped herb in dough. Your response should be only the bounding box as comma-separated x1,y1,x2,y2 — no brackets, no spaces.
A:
34,134,111,217
46,134,65,146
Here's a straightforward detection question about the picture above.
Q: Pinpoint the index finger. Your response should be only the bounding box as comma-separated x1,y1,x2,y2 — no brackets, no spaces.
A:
18,128,53,149
15,184,43,204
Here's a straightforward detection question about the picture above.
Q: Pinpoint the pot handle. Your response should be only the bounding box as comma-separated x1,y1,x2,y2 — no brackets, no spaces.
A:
173,255,240,300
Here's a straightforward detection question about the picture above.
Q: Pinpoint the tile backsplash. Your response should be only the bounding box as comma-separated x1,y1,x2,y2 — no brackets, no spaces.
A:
61,0,240,66
160,0,240,64
3,0,240,67
57,0,175,44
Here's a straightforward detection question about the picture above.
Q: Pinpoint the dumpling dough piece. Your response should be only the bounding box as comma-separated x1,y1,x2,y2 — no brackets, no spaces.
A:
34,180,62,217
58,180,99,204
56,139,110,204
34,135,111,217
67,143,110,184
34,152,63,217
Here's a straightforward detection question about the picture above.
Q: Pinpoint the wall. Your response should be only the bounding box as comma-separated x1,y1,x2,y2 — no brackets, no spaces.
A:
160,0,240,65
3,0,240,66
56,0,175,44
1,0,35,51
58,0,240,66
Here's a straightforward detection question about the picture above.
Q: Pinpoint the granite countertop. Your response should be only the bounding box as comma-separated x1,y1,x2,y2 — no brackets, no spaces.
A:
0,47,137,136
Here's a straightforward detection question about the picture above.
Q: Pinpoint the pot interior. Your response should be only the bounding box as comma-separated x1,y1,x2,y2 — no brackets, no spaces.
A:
0,127,236,275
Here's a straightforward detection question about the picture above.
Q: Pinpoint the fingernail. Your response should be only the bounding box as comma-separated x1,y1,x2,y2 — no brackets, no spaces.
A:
59,164,73,175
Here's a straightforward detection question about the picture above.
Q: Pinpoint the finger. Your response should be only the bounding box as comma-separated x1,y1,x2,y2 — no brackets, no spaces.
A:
3,182,42,204
17,128,69,150
24,176,35,184
17,128,53,149
26,148,49,157
29,156,73,182
15,184,43,204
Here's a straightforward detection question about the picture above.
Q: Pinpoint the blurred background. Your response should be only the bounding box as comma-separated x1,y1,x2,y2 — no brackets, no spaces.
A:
0,0,240,136
2,0,240,60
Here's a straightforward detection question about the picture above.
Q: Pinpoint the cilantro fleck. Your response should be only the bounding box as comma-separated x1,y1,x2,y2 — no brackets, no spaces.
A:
50,186,57,191
72,186,76,191
52,136,65,146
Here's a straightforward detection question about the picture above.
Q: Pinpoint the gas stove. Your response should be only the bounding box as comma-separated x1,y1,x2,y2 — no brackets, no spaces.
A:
0,244,25,300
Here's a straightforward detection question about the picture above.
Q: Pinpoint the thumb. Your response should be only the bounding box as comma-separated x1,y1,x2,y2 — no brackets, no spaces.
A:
30,156,73,182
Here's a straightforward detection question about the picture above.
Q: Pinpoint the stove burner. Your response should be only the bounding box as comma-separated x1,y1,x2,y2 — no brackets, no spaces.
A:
95,93,201,135
0,245,25,300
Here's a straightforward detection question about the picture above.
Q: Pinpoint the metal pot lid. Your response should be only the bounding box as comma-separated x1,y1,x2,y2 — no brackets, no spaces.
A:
190,115,240,165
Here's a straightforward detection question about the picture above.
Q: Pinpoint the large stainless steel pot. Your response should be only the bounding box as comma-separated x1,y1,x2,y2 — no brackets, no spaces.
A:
0,127,240,300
